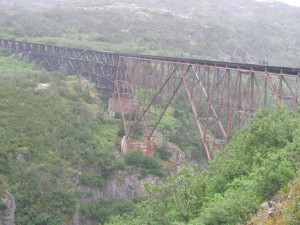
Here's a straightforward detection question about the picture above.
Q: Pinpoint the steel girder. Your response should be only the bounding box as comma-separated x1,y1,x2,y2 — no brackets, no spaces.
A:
0,39,118,99
112,57,299,160
1,39,300,159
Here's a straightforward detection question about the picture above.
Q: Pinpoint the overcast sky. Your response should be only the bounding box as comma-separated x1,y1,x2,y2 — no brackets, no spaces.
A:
279,0,300,6
257,0,300,7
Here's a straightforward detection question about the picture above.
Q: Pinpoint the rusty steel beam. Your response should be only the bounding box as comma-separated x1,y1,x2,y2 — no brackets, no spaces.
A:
0,39,118,99
111,57,299,160
180,65,212,160
127,64,179,137
1,39,300,75
1,39,300,160
112,57,184,141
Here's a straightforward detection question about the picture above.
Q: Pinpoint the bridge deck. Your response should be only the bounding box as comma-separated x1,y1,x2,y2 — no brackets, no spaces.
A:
1,38,299,160
1,39,299,76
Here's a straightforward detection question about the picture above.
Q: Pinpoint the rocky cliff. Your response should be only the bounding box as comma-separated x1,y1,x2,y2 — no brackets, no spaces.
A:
0,194,15,225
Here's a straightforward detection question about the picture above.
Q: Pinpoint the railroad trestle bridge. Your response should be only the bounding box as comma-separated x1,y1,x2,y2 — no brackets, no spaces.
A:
1,39,299,160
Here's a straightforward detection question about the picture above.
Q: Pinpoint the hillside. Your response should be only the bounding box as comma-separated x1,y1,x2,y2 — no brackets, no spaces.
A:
0,49,186,224
0,49,124,224
0,0,299,224
0,0,300,66
107,107,300,225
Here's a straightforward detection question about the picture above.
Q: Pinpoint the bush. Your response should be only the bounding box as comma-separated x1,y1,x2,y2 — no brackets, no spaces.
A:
0,55,120,224
81,199,137,224
81,174,104,190
0,201,7,210
155,146,171,161
125,152,164,177
108,108,300,225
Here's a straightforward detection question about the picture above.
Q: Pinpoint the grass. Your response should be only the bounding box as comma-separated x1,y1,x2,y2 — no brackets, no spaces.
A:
0,52,123,224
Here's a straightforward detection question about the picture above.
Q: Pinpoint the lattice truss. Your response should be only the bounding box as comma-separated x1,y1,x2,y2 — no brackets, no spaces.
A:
1,39,299,160
0,40,118,99
36,49,118,99
112,57,183,139
113,56,299,160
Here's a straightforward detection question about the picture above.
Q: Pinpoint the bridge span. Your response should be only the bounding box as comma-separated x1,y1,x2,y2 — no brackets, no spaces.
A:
1,39,299,160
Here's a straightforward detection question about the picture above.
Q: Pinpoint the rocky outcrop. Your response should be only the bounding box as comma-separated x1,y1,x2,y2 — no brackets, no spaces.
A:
260,200,277,217
78,169,160,204
73,169,160,225
104,170,160,201
79,184,104,204
0,195,15,225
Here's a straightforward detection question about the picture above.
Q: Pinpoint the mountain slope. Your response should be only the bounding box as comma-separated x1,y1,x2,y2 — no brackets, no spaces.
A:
107,107,300,225
0,0,299,66
0,50,123,224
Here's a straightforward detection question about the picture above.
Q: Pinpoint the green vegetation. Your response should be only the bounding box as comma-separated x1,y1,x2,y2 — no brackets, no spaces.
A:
155,145,171,161
81,173,105,190
0,1,299,224
0,53,123,224
107,107,300,225
158,95,207,160
81,198,139,225
284,175,300,225
125,152,164,177
0,0,300,66
248,172,300,225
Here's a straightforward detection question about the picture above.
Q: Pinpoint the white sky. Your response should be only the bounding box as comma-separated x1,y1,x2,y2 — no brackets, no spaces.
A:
277,0,300,6
257,0,300,7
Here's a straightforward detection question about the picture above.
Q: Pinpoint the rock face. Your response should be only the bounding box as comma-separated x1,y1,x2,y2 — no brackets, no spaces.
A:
104,170,160,201
73,169,160,225
79,184,104,204
78,169,160,203
0,195,15,225
260,200,277,216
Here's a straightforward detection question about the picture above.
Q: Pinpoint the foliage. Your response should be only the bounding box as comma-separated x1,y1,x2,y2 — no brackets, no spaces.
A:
285,175,300,225
81,173,105,190
155,145,171,161
248,172,300,225
0,54,122,224
80,198,138,224
0,175,7,196
125,152,164,177
107,107,300,225
0,1,299,223
106,165,207,225
158,93,207,160
0,201,7,210
0,0,300,66
13,169,76,225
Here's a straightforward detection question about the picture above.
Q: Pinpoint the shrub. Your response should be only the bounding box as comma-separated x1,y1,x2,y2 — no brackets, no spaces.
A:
81,174,104,190
0,201,7,210
81,199,137,224
155,146,171,161
125,152,164,177
108,108,300,225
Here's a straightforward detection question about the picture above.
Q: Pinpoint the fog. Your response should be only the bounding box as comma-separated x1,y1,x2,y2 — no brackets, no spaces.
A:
257,0,300,7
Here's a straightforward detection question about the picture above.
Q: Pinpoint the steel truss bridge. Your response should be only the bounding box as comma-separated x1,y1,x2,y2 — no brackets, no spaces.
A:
1,39,299,160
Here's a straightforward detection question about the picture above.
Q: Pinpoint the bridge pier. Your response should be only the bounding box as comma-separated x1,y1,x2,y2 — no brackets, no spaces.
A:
1,38,299,160
121,136,154,157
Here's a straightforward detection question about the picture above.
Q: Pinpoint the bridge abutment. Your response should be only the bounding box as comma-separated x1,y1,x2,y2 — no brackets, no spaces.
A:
121,136,154,157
